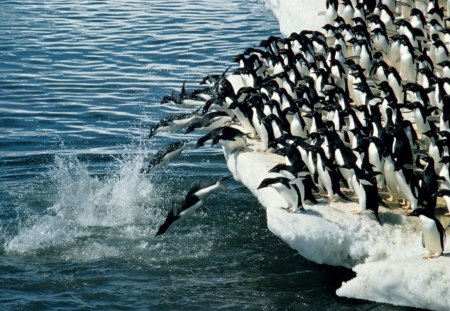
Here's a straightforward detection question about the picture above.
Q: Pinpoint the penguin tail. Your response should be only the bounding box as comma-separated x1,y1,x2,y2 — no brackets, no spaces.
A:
220,175,233,182
218,175,233,189
306,195,319,204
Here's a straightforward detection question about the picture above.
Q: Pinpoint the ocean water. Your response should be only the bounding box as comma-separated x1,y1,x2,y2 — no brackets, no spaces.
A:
0,1,410,309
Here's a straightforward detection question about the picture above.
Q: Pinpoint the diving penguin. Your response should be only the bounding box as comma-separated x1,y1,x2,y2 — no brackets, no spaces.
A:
141,141,187,173
155,176,232,236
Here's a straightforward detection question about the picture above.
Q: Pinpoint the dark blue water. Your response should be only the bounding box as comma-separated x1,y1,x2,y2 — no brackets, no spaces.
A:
0,1,409,309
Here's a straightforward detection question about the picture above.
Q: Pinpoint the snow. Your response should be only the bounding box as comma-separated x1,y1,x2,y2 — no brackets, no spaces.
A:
224,140,450,311
337,259,450,310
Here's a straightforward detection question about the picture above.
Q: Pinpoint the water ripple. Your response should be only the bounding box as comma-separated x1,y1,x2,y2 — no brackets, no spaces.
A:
1,0,278,167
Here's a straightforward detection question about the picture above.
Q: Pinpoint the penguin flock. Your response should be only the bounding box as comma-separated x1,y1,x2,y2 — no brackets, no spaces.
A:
148,0,450,258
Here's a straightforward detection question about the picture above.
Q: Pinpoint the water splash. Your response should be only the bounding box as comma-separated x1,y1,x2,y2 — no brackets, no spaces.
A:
5,154,157,255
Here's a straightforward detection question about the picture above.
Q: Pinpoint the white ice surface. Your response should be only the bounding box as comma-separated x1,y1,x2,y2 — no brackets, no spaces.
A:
224,141,450,310
264,0,325,36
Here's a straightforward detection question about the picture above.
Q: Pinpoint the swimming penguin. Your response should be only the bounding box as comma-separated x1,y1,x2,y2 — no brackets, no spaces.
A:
257,176,303,212
408,208,446,259
155,176,232,236
141,141,187,173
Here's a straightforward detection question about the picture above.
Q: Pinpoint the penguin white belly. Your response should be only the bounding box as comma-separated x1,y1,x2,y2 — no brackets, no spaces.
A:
400,52,414,82
358,183,367,212
205,116,233,132
179,200,204,219
419,215,444,255
395,169,418,209
159,148,185,167
368,143,385,188
290,116,305,138
226,75,245,95
317,158,333,197
234,109,255,137
195,183,221,200
384,157,402,198
273,183,298,211
219,137,246,152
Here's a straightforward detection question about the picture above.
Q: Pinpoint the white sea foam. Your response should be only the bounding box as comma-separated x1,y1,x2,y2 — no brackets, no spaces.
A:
5,155,156,255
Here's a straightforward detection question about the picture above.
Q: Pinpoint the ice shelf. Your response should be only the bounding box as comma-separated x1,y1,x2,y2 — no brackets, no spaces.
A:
224,140,450,310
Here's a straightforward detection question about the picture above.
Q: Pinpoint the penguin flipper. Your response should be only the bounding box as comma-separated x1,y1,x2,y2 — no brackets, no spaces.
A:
379,197,389,208
337,190,352,202
374,212,382,226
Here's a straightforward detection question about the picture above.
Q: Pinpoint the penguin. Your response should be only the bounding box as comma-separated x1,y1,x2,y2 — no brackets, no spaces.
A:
148,112,201,138
160,80,208,106
394,162,420,210
155,176,232,236
269,163,318,205
341,163,384,225
195,126,247,152
184,111,233,134
141,141,187,173
432,189,450,216
309,145,351,201
417,156,439,214
257,177,303,212
408,208,446,259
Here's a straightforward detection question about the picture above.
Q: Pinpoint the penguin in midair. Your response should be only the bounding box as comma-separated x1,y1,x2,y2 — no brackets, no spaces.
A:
155,176,232,236
195,126,247,152
185,111,233,134
148,112,202,138
141,141,187,173
408,208,446,259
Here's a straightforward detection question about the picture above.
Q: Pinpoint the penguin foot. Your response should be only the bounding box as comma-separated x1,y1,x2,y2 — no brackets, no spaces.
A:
328,196,338,202
401,204,411,210
386,195,394,202
423,253,441,259
352,210,361,215
445,212,450,217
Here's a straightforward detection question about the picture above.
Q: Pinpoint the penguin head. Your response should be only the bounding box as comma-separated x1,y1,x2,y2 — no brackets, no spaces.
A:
257,177,290,190
439,155,450,164
432,189,450,199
